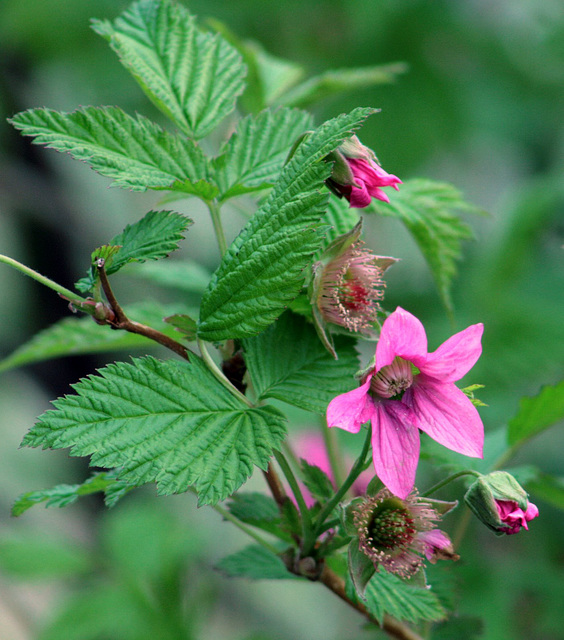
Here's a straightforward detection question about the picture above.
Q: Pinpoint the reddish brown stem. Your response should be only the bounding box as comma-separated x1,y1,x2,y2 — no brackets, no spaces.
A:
319,566,424,640
263,463,288,508
96,258,190,361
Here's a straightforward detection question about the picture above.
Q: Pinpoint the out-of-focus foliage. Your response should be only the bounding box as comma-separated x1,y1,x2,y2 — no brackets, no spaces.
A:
0,1,562,639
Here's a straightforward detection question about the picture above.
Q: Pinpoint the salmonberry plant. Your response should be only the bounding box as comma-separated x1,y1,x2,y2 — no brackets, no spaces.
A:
1,1,562,638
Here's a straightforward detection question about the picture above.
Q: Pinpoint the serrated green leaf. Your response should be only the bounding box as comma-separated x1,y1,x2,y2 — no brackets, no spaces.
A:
93,0,246,139
9,106,215,195
227,492,281,523
0,302,190,374
279,62,408,109
11,472,130,516
369,179,478,314
507,380,564,447
216,545,298,580
22,356,286,505
214,108,313,200
77,210,191,292
0,536,91,579
300,459,335,501
363,569,446,625
198,107,376,341
321,196,361,251
243,311,359,414
163,314,198,340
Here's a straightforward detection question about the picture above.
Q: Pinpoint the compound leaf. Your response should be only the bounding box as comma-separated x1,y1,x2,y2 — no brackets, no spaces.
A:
22,356,286,506
93,0,246,139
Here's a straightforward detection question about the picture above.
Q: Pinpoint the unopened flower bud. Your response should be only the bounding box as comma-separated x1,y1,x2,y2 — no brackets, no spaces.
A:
464,471,539,535
325,135,401,208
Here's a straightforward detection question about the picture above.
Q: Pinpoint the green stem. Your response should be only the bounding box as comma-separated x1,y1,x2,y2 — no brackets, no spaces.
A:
421,469,482,497
0,254,86,303
322,423,345,488
313,426,372,536
212,502,281,555
273,449,315,553
207,199,227,256
197,338,253,407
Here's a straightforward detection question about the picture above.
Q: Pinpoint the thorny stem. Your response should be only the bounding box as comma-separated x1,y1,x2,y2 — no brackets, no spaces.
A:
96,259,190,361
421,469,482,497
207,199,228,257
319,566,424,640
263,463,288,509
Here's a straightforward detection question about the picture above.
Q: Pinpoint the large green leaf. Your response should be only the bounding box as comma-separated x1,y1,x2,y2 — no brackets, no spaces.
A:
363,569,446,625
197,107,376,341
216,545,298,580
213,108,313,201
0,302,190,374
22,356,286,505
507,380,564,447
369,179,478,314
93,0,246,139
76,209,191,292
9,106,215,196
243,312,359,414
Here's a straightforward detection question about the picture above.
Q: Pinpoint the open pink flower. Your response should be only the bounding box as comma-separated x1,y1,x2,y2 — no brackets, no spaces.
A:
496,500,539,535
327,307,484,499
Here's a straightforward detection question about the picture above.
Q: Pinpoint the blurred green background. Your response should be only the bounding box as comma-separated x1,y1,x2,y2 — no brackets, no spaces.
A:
0,1,562,639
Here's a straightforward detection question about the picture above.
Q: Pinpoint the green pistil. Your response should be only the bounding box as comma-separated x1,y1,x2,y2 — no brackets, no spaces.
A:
368,506,415,550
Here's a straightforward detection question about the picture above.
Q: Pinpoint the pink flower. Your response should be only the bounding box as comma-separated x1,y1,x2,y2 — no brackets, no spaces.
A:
354,489,457,577
327,307,484,499
325,135,401,208
343,157,402,208
315,240,396,334
496,500,539,535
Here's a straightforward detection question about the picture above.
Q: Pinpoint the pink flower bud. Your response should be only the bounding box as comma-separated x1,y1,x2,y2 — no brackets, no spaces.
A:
326,135,402,208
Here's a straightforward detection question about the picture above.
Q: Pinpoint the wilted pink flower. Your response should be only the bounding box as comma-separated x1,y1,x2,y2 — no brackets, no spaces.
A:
291,432,372,508
316,241,395,334
326,135,401,208
327,307,484,499
354,489,457,578
496,500,539,535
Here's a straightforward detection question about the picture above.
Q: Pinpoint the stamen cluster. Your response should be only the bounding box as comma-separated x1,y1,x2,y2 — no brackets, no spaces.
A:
318,242,385,333
354,489,443,578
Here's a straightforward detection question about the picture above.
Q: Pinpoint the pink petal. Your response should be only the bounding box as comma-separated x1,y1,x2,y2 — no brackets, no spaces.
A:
525,502,539,521
376,307,428,370
326,376,373,434
404,376,484,458
348,182,373,208
370,401,420,499
420,323,484,383
419,529,452,560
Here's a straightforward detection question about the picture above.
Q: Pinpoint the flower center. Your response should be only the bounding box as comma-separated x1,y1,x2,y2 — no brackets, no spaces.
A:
339,276,369,312
367,503,415,551
369,356,413,399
